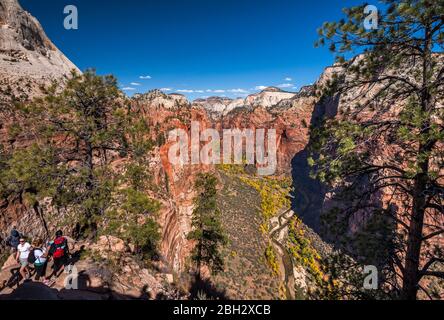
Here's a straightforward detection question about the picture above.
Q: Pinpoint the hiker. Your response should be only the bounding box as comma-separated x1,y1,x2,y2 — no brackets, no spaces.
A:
5,226,21,253
47,230,70,279
29,238,49,285
15,238,31,281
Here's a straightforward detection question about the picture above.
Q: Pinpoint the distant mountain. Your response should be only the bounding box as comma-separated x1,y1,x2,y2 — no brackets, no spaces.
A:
133,89,189,109
192,87,297,118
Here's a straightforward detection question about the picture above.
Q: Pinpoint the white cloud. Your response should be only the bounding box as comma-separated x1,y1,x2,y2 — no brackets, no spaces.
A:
213,89,225,93
177,89,194,93
130,82,141,86
228,88,248,93
206,89,212,92
195,90,204,93
292,86,298,90
255,85,267,90
160,88,172,92
278,83,294,88
139,75,152,79
285,77,292,81
122,87,136,91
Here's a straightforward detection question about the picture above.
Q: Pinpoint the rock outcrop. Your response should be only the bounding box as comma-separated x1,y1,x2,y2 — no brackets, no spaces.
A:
1,0,441,300
0,236,182,300
0,0,80,243
193,87,297,118
133,90,188,110
0,0,78,101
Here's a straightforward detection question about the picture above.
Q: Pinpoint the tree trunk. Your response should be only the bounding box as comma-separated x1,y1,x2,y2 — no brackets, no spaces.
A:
197,235,202,279
85,140,94,193
401,26,433,300
33,201,49,238
402,170,427,300
83,139,97,236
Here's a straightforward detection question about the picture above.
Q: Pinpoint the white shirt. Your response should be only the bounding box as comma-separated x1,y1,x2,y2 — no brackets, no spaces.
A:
17,242,31,260
33,248,47,264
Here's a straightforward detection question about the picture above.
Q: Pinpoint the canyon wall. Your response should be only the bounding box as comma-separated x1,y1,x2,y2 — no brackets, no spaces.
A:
1,1,441,288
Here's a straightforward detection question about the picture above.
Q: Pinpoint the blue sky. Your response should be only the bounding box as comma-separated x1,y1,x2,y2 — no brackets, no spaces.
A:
20,0,365,100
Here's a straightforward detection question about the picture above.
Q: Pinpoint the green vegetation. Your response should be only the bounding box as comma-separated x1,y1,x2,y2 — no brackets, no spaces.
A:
188,173,228,278
0,70,161,258
240,175,292,279
213,171,281,299
313,1,444,299
218,165,294,282
265,243,280,276
217,163,246,176
239,176,292,233
102,188,161,259
288,217,322,284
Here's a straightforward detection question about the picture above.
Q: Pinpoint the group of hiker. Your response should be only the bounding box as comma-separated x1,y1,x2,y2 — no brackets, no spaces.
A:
5,227,70,286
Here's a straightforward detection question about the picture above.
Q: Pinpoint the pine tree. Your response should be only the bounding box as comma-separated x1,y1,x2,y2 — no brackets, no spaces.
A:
2,70,160,252
312,0,444,299
188,173,227,278
103,115,161,259
29,70,127,235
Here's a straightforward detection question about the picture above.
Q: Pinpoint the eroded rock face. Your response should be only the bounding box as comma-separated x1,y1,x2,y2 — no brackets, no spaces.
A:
128,86,320,272
131,94,215,272
0,2,319,276
3,2,440,297
192,87,298,118
133,90,188,110
0,0,54,53
0,0,80,145
91,236,127,255
0,0,81,254
0,0,79,101
220,94,317,174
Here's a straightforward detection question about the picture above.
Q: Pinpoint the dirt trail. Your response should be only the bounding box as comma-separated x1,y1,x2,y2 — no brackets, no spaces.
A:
0,263,99,300
269,208,295,300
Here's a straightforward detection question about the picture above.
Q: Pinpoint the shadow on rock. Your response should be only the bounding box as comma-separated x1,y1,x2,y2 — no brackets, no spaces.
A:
0,277,154,300
187,275,227,300
291,96,338,233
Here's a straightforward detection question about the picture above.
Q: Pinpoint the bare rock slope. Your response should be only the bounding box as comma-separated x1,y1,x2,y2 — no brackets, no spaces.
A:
0,0,79,100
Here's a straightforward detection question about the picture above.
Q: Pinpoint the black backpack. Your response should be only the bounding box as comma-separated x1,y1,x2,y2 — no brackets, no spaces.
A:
27,248,41,264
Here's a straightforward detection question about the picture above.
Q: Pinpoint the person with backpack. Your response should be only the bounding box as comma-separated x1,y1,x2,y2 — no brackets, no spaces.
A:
6,226,21,253
15,237,31,281
47,230,70,279
29,238,49,284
